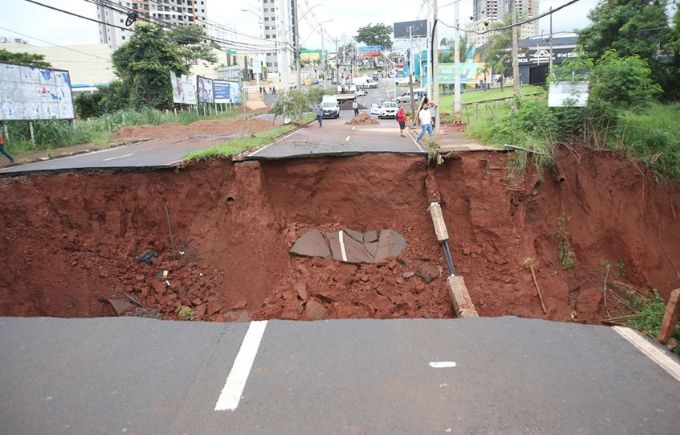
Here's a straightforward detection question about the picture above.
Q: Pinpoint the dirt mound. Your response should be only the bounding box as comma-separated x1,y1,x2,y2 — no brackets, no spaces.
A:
115,117,274,140
1,149,679,324
346,113,379,125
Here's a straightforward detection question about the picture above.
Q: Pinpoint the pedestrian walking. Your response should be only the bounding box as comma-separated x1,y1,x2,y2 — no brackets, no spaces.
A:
315,104,324,127
0,129,14,164
396,105,407,137
352,100,359,116
416,104,433,145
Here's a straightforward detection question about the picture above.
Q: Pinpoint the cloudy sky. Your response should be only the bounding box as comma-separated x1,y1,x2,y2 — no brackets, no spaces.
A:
2,0,599,50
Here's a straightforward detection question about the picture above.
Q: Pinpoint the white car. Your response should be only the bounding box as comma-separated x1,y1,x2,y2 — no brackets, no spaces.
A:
370,102,381,116
378,101,398,119
356,88,367,97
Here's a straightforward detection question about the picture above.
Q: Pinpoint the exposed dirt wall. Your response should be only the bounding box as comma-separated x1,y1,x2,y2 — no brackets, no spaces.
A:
437,148,680,323
1,150,679,324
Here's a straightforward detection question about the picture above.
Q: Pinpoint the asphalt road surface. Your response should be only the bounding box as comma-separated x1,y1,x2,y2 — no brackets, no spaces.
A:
1,316,679,434
0,134,239,174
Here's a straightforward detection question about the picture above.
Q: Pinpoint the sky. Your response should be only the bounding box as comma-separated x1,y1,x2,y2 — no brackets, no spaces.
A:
1,0,600,50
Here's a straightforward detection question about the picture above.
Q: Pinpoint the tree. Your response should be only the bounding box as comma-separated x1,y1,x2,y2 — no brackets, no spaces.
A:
482,14,513,76
0,49,51,68
440,35,470,63
112,24,216,110
355,23,393,51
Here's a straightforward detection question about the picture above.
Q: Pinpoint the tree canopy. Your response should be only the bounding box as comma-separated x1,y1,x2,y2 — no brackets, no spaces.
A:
0,49,51,68
112,24,216,110
355,23,393,51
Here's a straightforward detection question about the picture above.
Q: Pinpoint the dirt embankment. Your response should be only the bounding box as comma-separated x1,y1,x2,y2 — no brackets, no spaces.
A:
1,150,679,323
115,117,275,140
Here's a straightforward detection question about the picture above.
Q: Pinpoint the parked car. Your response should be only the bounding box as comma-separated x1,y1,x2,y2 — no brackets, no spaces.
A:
396,88,427,103
356,88,367,97
378,101,398,119
370,102,381,116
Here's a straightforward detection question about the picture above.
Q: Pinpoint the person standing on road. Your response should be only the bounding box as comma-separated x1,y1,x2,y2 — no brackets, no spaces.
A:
396,105,407,137
352,100,359,116
0,130,15,164
416,104,433,145
315,104,324,127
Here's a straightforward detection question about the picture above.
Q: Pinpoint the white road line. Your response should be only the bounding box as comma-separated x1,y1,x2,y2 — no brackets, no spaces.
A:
345,136,350,142
429,361,457,368
351,127,356,131
214,320,268,411
165,159,183,166
338,230,348,262
102,153,134,161
248,128,301,157
612,326,680,382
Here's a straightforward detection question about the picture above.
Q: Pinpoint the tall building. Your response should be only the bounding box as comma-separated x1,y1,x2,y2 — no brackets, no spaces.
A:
96,0,209,49
467,0,538,47
260,0,296,81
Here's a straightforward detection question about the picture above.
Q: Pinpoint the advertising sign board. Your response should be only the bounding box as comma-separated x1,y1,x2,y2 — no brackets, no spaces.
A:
394,20,428,39
170,72,197,105
0,62,74,120
197,76,214,103
548,81,589,107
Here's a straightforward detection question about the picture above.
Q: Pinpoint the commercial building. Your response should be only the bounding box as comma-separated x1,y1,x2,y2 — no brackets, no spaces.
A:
96,0,209,49
466,0,538,47
260,0,296,82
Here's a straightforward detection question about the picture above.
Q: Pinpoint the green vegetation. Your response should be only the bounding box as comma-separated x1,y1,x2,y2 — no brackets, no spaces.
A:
175,305,195,320
624,291,680,356
3,107,238,156
185,114,315,161
355,23,393,50
0,49,51,68
271,89,331,123
440,85,545,108
557,216,576,269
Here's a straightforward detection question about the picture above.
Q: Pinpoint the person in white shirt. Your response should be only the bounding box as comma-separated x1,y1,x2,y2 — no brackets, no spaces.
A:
352,100,359,116
416,103,433,144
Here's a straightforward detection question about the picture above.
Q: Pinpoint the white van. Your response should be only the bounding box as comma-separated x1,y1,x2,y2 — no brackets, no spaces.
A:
320,95,340,119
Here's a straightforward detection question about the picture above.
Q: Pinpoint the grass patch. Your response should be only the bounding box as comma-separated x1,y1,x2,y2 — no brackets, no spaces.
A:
184,114,315,161
440,85,545,108
624,291,680,356
3,106,240,157
609,102,680,179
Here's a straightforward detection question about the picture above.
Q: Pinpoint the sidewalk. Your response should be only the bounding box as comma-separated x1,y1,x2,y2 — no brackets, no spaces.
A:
408,122,500,153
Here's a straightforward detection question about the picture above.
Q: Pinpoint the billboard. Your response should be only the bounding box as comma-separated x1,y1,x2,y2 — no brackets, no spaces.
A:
170,72,197,105
213,80,241,104
197,75,214,103
438,63,485,85
548,81,589,107
394,20,428,39
357,45,382,58
0,62,74,120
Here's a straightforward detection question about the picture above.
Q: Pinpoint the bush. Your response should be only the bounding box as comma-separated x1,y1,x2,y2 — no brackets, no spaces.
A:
272,90,310,121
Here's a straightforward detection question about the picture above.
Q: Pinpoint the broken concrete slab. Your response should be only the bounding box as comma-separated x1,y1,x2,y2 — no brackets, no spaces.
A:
105,298,134,316
344,228,364,243
364,230,378,243
304,300,327,321
365,241,379,258
290,229,331,258
375,229,407,262
342,232,375,263
326,231,343,262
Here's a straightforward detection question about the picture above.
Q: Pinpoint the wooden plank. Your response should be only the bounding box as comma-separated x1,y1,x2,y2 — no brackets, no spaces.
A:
657,288,680,345
447,275,478,318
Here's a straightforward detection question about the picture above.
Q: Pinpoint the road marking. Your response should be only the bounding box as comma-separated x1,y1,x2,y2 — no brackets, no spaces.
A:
345,136,350,142
248,128,301,157
338,230,348,262
351,127,356,130
429,361,457,368
103,153,134,161
165,159,183,166
612,326,680,382
214,320,268,411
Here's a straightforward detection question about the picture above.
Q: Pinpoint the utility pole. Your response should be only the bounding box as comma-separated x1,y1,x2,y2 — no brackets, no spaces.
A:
293,0,302,89
432,0,440,132
408,26,417,118
453,0,461,116
548,6,553,78
511,0,521,112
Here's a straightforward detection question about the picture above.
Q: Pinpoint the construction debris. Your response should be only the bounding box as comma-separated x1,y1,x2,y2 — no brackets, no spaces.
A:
290,228,406,264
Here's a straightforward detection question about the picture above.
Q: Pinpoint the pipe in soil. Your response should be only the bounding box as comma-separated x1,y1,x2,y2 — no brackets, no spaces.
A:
1,149,680,325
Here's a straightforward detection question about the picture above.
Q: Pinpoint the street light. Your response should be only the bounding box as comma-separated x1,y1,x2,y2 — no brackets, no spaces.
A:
240,9,264,90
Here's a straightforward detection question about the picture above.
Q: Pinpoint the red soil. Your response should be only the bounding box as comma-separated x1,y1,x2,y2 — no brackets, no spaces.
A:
115,117,275,140
1,150,678,324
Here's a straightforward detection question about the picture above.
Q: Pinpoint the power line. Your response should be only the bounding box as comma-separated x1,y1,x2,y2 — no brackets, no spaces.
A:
438,0,582,35
0,25,112,61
